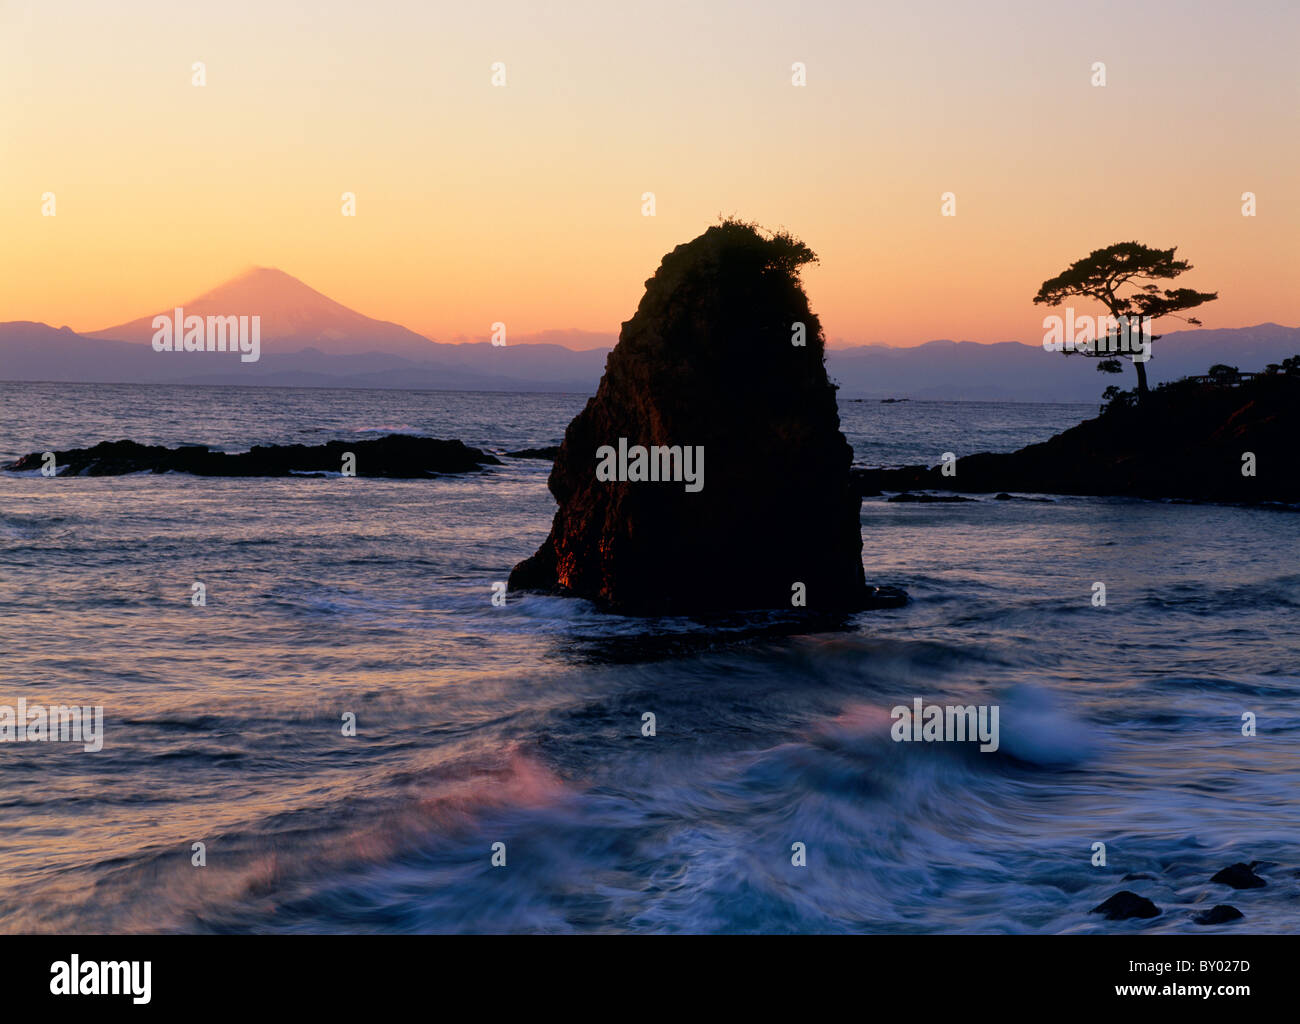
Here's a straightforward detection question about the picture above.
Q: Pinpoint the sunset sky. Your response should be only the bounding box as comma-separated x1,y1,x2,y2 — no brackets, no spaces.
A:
2,0,1296,348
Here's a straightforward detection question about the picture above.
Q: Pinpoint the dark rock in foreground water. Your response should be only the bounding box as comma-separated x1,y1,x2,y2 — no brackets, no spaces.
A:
510,221,897,615
4,434,500,478
1193,904,1244,925
1210,862,1266,889
887,492,976,503
1091,891,1161,920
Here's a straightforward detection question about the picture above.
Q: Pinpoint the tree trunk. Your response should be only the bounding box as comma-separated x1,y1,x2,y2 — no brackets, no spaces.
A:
1135,358,1149,399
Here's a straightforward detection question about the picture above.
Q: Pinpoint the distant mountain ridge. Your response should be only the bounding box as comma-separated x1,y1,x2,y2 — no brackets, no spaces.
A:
85,267,440,358
3,268,1297,400
824,324,1300,400
0,320,607,393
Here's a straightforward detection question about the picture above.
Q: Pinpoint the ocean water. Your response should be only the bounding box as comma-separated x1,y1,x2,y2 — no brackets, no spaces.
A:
0,382,1297,934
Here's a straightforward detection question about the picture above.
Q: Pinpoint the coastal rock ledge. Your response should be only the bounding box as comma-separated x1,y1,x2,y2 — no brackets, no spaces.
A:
509,221,905,615
3,435,499,477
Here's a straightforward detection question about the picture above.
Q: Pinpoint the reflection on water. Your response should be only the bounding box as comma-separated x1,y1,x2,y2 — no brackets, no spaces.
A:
0,384,1296,933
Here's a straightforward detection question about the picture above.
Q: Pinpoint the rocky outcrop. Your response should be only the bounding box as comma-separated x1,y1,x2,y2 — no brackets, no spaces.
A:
1091,891,1161,920
3,434,499,477
1210,862,1266,889
509,221,903,615
855,374,1300,504
886,492,976,503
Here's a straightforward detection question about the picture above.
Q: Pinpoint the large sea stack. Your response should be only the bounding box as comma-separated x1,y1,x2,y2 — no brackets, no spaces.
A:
509,220,896,615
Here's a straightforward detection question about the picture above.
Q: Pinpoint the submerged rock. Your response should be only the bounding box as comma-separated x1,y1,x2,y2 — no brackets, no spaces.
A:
4,434,499,478
1091,890,1161,920
1193,904,1244,925
1210,862,1266,889
506,446,561,461
509,221,900,615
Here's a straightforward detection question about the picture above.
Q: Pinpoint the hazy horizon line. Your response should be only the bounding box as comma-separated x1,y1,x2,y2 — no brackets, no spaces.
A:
18,319,1296,355
19,265,1297,354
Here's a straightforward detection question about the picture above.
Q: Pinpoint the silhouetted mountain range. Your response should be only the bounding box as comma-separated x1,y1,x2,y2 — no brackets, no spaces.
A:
2,269,1296,400
823,325,1300,401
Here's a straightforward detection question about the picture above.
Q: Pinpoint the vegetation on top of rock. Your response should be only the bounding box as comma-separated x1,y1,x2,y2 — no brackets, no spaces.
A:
1099,351,1300,415
1034,241,1218,399
860,367,1300,504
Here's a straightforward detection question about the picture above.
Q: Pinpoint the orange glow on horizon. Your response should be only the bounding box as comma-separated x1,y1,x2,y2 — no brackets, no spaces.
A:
2,0,1296,349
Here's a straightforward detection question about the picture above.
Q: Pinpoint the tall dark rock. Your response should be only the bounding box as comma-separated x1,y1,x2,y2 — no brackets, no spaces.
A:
509,221,893,615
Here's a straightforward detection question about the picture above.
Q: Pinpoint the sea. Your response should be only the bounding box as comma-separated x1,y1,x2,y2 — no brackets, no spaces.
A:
0,382,1297,933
